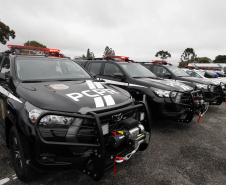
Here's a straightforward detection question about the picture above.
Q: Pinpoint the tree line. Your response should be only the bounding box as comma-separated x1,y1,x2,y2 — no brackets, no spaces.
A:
1,20,226,66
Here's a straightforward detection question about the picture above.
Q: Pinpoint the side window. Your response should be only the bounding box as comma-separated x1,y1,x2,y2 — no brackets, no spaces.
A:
186,71,192,76
153,66,170,76
1,57,10,78
143,65,150,70
89,63,101,75
153,66,163,76
104,63,121,76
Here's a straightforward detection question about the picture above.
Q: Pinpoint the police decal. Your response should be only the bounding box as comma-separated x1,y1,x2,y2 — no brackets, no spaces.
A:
66,81,118,108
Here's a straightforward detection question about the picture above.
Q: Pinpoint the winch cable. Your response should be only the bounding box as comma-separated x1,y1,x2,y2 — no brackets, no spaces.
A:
113,142,141,174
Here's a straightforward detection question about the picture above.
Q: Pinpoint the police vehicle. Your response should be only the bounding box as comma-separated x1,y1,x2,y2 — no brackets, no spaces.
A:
0,45,151,182
76,55,208,124
141,60,226,105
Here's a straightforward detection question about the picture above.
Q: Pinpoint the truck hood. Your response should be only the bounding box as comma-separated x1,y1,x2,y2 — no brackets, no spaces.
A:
17,80,132,112
135,78,193,91
178,76,220,85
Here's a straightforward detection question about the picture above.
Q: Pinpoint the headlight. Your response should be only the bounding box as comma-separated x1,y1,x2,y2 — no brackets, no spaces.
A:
209,85,215,92
25,102,74,127
196,84,208,89
220,82,225,89
151,87,177,98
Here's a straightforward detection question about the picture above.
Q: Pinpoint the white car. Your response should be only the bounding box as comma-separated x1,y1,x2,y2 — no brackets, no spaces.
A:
185,69,226,84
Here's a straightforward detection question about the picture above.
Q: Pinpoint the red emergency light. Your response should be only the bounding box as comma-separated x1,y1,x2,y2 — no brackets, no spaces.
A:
7,45,60,53
152,60,167,64
105,55,129,60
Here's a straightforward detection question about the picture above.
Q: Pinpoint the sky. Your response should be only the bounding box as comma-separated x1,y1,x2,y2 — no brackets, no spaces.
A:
0,0,226,65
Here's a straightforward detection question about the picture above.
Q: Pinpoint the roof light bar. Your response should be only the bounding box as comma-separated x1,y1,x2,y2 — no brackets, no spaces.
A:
7,45,60,53
152,60,167,63
105,55,129,60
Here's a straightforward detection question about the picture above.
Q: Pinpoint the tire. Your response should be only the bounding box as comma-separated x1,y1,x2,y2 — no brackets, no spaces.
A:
9,126,36,182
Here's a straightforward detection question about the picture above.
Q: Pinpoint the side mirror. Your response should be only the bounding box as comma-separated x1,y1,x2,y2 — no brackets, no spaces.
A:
90,72,97,79
113,73,125,80
0,73,6,82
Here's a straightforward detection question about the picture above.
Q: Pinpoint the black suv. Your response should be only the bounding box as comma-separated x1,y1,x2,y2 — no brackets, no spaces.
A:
76,56,208,124
141,61,226,105
0,46,151,182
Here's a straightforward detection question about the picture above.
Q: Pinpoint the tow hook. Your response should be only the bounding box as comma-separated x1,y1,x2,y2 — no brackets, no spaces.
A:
197,113,202,123
113,144,140,174
197,102,209,123
113,135,148,174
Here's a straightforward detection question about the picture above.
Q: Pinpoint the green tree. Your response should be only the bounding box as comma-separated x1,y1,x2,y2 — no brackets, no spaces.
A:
155,50,171,60
178,61,190,68
24,40,47,48
181,48,197,62
213,55,226,63
82,48,95,59
103,46,115,57
196,57,211,63
179,48,197,67
0,21,16,45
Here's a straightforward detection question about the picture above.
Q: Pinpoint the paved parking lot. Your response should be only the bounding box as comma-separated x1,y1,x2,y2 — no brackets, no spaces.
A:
1,104,226,185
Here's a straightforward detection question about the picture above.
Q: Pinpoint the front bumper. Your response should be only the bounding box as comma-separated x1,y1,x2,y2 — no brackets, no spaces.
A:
203,84,225,105
150,89,208,123
33,101,151,179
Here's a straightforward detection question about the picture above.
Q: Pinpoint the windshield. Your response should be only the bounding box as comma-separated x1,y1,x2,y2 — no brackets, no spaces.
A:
16,58,91,81
119,63,157,78
167,66,190,77
198,71,205,76
186,71,202,78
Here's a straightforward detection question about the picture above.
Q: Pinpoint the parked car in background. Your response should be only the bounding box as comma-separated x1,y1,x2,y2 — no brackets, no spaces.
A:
184,69,226,85
76,56,208,124
141,61,226,105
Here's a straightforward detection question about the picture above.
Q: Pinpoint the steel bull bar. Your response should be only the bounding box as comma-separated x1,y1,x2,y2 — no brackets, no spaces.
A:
34,100,151,180
207,84,225,105
169,89,208,123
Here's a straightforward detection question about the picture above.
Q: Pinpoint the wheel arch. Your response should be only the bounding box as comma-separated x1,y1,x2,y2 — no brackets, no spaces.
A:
5,117,14,148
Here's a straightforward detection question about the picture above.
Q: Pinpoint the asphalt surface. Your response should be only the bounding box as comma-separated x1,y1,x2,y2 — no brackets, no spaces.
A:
1,104,226,185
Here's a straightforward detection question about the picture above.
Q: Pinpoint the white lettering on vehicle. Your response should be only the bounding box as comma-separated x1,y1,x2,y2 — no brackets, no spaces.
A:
67,89,119,102
66,81,118,108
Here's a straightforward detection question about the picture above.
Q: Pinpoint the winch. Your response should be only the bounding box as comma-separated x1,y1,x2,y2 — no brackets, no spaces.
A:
108,117,149,149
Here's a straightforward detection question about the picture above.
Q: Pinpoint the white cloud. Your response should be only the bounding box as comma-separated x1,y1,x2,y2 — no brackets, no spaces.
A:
1,0,226,65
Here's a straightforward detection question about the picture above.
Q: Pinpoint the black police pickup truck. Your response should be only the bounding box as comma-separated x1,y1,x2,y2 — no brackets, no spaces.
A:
141,61,226,105
0,46,151,182
76,55,208,124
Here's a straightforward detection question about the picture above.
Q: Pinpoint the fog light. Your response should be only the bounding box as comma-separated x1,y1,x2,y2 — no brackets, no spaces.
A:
102,123,109,135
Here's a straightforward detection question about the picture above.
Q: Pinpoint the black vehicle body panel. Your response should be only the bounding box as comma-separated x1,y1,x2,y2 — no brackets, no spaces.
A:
77,59,207,123
16,81,130,112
